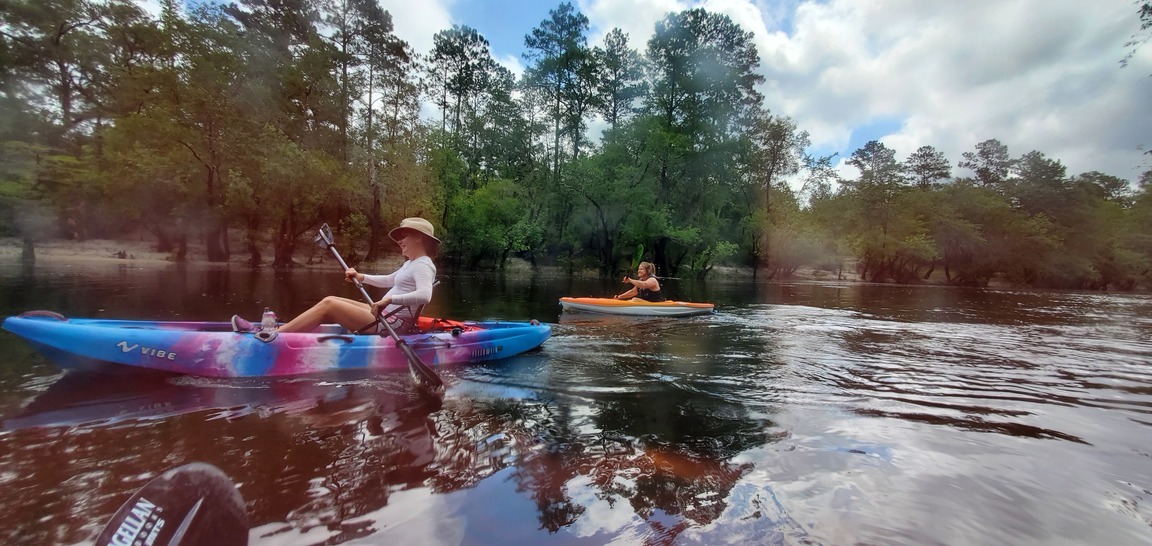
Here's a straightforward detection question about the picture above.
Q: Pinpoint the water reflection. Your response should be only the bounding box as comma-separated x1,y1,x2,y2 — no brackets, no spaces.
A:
2,265,1152,544
258,381,770,543
0,366,771,545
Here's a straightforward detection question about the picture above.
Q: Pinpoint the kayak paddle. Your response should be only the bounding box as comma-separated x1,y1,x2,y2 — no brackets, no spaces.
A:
95,462,247,546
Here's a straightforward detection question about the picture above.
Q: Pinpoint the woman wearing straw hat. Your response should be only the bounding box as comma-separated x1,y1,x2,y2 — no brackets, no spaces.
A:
231,217,440,334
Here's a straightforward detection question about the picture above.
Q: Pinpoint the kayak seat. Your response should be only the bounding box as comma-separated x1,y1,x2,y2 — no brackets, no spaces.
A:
352,304,424,336
419,317,472,335
352,279,442,336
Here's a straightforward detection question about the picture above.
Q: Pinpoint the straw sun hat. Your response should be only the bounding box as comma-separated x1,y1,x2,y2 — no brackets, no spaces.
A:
388,217,441,256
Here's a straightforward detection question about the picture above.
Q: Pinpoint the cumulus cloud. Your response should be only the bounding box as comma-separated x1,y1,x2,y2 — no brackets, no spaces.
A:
775,1,1149,180
580,0,685,47
579,0,1151,181
375,0,454,55
494,53,526,77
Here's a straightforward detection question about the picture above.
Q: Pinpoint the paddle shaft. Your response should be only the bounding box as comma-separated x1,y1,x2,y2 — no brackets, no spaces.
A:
325,246,379,308
320,239,444,392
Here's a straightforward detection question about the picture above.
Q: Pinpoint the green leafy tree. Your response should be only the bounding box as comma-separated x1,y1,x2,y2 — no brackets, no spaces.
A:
565,121,655,273
1126,171,1152,288
905,145,951,190
643,8,764,276
0,0,156,246
0,141,60,260
1073,171,1134,207
1,0,115,146
226,0,347,266
595,28,646,131
368,74,425,244
745,108,809,274
101,4,255,261
1007,151,1115,288
959,138,1015,188
358,30,415,261
841,141,936,282
427,25,495,142
930,181,1055,286
319,0,397,163
524,2,594,183
450,178,531,268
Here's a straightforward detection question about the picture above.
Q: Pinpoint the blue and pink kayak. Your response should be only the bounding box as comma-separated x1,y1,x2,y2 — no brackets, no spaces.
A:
2,311,551,378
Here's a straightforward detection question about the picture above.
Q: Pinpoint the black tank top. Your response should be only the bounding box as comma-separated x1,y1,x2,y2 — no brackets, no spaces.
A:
637,277,665,302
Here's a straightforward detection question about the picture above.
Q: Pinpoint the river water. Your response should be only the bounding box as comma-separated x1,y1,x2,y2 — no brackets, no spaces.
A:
0,262,1150,545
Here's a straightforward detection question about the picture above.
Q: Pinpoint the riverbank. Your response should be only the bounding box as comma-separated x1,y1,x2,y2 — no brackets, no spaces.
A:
0,237,176,266
0,237,853,281
0,236,861,283
3,236,1146,293
0,236,402,270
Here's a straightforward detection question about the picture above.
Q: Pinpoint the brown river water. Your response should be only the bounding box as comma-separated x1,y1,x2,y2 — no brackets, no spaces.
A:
0,262,1150,545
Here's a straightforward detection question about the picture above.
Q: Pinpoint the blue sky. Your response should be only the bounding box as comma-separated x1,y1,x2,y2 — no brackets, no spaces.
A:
209,0,1150,183
451,0,561,63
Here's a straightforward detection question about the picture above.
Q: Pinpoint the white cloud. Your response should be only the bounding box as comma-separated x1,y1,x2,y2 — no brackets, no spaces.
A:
581,0,685,48
137,0,162,18
573,0,1151,181
495,53,525,78
765,1,1150,180
375,0,454,55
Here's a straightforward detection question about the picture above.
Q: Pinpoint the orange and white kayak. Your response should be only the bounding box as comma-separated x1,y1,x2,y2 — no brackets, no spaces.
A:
559,297,715,317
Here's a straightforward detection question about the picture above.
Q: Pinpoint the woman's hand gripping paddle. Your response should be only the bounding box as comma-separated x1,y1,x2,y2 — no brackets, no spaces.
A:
314,223,445,394
95,462,248,546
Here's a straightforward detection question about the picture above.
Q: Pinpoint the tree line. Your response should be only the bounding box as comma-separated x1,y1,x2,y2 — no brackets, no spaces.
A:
1,0,1149,290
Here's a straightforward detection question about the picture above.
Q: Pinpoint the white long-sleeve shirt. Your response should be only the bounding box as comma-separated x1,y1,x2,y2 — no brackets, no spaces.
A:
361,256,436,321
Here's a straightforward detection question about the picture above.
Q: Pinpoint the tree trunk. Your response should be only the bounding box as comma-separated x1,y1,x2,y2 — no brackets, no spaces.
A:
175,233,188,262
156,229,173,253
552,94,562,187
246,215,262,267
653,236,670,280
206,223,226,262
21,237,35,265
366,160,383,261
272,207,298,269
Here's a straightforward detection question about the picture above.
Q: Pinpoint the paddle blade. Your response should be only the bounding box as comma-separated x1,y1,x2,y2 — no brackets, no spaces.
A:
398,339,445,393
314,223,335,249
96,462,248,546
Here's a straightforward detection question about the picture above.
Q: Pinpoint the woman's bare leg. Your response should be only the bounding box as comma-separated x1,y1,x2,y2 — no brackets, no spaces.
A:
277,296,377,333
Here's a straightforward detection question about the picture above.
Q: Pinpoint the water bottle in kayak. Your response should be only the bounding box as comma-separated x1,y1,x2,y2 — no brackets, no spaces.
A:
260,308,277,332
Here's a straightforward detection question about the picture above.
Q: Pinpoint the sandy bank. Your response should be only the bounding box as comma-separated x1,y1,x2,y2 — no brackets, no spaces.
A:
0,237,861,282
0,237,411,270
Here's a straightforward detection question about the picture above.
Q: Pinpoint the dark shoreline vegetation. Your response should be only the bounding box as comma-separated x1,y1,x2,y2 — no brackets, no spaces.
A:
2,2,1150,291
